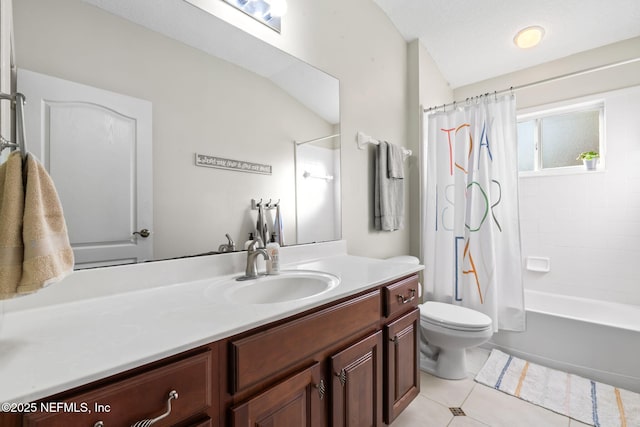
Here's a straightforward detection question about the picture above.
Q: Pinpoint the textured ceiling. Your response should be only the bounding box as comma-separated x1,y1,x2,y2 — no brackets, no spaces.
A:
373,0,640,88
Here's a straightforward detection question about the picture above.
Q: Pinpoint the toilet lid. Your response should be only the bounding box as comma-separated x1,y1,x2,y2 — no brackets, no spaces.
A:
420,301,492,331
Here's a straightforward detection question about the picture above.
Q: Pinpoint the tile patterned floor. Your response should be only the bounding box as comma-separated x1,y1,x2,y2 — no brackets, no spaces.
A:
392,348,592,427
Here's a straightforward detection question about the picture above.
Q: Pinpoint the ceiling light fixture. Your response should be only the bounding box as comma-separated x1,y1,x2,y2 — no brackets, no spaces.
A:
514,26,545,49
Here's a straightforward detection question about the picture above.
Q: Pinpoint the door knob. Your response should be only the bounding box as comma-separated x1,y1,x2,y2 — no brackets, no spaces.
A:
133,229,151,238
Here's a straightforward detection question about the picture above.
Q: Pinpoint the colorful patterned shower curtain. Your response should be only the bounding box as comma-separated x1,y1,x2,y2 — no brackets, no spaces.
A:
421,94,525,331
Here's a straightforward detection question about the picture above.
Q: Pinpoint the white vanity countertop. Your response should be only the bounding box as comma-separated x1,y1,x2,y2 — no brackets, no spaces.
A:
0,241,423,403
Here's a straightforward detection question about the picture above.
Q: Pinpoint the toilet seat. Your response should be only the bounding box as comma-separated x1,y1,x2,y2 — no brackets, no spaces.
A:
420,302,492,332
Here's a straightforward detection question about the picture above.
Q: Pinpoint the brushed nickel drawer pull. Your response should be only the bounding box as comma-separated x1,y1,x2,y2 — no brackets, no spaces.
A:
397,289,416,304
130,390,178,427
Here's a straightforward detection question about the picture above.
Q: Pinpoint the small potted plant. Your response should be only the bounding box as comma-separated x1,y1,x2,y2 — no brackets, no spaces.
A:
577,151,599,170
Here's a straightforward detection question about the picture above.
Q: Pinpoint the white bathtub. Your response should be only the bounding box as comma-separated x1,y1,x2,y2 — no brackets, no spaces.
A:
486,290,640,393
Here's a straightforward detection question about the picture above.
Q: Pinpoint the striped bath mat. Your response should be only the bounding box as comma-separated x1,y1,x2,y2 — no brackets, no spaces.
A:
475,349,640,427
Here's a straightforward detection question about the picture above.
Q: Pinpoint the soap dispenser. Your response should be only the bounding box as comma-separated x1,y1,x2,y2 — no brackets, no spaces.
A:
266,233,280,274
244,232,255,250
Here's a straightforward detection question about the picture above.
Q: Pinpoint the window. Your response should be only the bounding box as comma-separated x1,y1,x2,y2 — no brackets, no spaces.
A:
517,102,604,173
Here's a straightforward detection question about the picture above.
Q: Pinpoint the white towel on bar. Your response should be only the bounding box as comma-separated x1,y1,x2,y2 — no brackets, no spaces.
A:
387,142,405,178
374,141,404,231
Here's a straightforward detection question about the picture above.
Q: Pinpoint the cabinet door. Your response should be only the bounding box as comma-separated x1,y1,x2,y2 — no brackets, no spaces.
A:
384,308,420,424
230,363,323,427
330,331,383,427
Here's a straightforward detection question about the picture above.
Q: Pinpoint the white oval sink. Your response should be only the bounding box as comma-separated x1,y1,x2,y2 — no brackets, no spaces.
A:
219,270,340,304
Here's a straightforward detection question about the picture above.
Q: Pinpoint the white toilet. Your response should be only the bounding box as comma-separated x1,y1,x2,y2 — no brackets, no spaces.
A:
385,255,493,380
419,302,493,379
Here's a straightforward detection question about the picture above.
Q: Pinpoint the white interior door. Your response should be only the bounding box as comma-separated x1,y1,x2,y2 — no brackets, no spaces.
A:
18,68,153,269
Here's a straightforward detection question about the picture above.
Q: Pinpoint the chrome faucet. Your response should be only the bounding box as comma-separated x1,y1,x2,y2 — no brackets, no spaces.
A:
218,233,236,252
237,238,270,280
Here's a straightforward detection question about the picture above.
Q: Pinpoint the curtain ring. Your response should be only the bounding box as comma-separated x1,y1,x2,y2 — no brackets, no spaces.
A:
494,90,497,101
453,101,457,110
442,103,446,112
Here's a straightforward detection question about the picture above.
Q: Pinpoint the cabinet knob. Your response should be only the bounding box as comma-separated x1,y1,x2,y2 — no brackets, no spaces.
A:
130,390,178,427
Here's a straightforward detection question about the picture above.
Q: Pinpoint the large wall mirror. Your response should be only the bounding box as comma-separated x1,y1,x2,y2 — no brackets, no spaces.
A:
12,0,340,269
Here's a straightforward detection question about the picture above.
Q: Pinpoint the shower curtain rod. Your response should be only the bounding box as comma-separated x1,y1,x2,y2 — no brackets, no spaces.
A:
295,133,341,145
423,56,640,112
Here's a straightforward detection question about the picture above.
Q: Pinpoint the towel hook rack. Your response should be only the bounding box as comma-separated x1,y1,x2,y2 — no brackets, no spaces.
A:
267,199,280,208
251,198,278,210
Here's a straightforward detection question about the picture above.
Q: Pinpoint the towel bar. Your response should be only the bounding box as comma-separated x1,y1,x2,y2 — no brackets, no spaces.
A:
356,131,412,158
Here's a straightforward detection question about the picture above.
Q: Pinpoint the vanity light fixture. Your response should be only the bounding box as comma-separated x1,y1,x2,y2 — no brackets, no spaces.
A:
223,0,288,33
268,0,288,17
514,26,545,49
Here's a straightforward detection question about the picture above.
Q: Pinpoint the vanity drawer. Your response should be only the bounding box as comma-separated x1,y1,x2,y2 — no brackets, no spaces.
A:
230,291,381,394
24,350,213,427
383,275,419,318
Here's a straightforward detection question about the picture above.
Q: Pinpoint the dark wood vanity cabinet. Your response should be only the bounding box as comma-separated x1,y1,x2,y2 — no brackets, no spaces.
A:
224,290,383,426
4,274,420,427
224,273,420,427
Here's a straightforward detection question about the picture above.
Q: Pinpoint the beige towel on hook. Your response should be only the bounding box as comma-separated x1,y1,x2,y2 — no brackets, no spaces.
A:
0,151,25,299
16,154,74,295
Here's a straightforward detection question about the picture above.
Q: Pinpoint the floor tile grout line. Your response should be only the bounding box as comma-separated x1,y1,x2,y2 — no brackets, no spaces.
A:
460,381,478,408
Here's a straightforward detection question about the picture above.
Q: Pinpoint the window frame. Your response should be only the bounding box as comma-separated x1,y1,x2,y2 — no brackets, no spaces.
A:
517,99,605,177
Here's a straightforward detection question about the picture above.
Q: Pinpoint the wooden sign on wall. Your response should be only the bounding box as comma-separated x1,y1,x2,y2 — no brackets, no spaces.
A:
195,153,272,175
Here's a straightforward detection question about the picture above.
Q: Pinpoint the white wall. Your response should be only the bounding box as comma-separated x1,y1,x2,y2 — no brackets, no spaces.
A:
407,40,454,258
454,37,640,305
